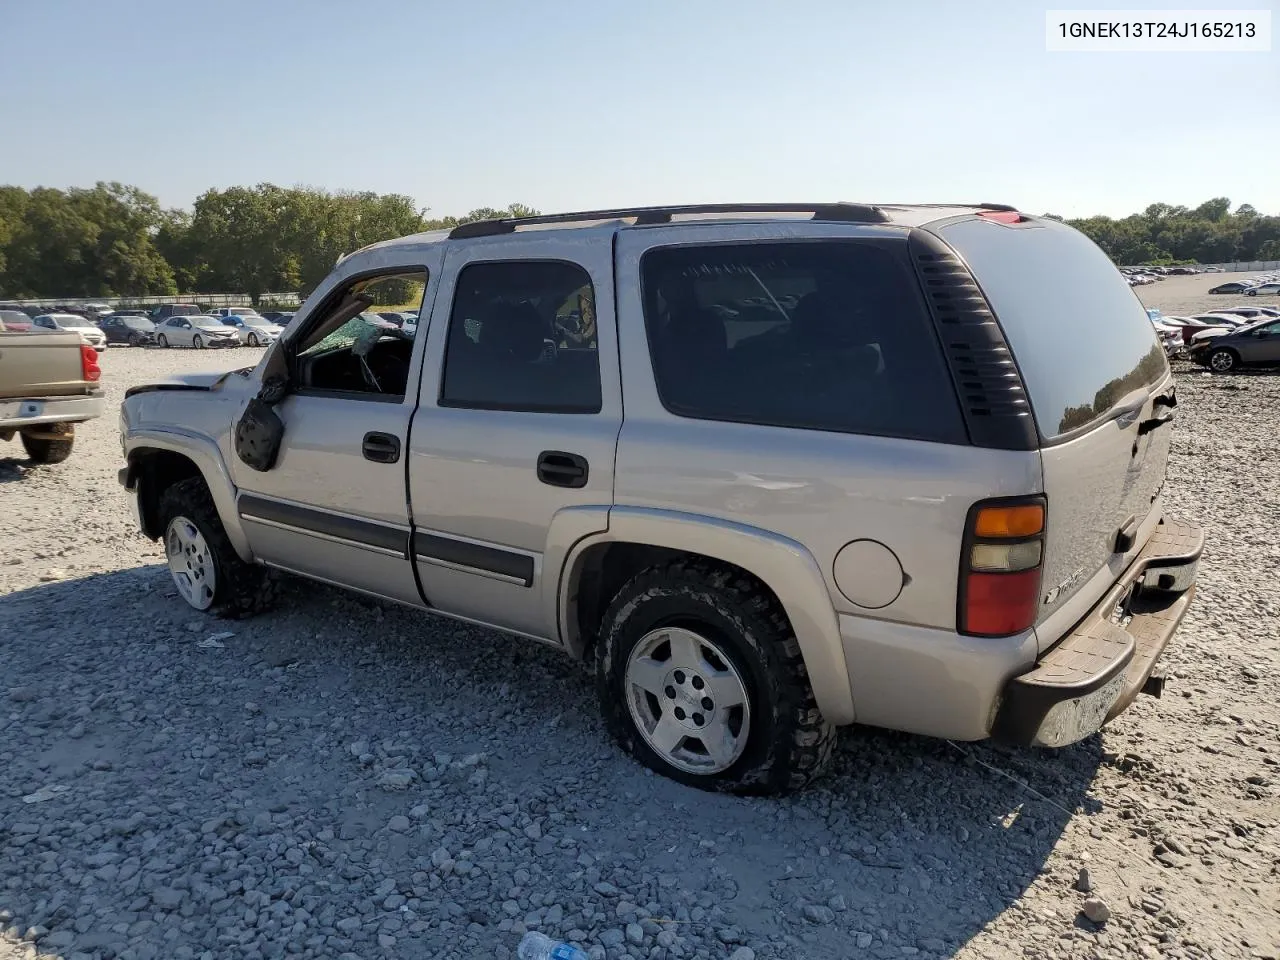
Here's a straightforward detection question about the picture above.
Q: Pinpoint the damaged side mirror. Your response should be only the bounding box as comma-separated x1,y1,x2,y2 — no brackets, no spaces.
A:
234,374,289,472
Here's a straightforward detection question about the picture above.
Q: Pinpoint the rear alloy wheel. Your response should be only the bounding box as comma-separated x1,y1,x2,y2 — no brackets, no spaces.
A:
192,334,204,349
596,559,835,795
1209,348,1237,372
157,477,277,618
157,334,168,347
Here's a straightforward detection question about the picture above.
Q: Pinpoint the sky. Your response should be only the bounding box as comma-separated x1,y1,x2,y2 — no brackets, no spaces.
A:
0,0,1277,220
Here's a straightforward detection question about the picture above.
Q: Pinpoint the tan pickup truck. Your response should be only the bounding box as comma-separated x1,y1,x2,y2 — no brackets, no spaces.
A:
0,321,104,463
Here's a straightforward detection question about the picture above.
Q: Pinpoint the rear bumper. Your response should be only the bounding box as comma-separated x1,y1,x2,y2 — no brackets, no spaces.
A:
0,394,104,431
991,520,1203,748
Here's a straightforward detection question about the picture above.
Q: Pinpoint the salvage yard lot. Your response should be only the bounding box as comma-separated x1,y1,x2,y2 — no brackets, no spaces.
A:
1,333,1277,960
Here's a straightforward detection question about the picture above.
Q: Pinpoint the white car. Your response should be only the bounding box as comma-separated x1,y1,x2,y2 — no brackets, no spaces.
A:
219,314,284,346
1246,282,1280,297
31,313,107,351
154,316,240,349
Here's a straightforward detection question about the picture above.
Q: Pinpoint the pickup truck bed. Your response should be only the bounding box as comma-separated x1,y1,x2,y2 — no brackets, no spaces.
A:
0,329,104,463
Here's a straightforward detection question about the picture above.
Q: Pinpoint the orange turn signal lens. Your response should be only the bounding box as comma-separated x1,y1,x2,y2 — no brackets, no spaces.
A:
973,503,1045,539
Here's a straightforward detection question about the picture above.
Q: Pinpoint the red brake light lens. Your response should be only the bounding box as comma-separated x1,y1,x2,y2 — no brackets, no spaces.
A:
81,345,101,382
959,496,1046,637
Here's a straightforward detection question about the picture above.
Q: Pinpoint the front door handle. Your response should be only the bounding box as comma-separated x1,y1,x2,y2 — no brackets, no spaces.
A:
537,450,588,488
362,432,400,464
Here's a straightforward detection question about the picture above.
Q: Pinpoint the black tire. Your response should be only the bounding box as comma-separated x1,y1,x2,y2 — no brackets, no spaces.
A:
248,333,259,347
1208,348,1238,373
192,334,204,350
20,427,74,464
595,559,835,795
128,332,141,346
157,333,168,347
157,476,277,619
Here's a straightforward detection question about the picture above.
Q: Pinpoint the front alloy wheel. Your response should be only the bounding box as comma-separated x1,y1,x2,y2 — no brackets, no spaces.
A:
247,333,259,347
165,516,216,610
192,334,204,349
1209,348,1237,372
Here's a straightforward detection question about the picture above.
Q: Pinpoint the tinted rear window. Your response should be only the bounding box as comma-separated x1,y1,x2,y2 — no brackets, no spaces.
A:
939,219,1167,439
640,241,966,444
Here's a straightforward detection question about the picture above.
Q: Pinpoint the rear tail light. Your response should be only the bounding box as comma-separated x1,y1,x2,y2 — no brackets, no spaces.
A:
80,344,101,382
959,497,1046,637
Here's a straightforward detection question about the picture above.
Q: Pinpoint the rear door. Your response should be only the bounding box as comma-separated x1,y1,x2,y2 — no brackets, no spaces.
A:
406,235,622,639
938,217,1173,643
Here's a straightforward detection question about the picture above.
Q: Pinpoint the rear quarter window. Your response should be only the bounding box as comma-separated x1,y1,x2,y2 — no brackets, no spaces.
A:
939,218,1167,439
639,240,967,444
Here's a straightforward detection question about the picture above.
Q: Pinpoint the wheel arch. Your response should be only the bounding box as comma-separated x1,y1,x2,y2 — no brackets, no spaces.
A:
558,506,856,725
125,432,253,561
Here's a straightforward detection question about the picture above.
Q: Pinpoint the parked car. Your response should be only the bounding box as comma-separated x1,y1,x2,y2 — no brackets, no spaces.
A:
80,302,114,319
118,202,1202,794
1208,281,1252,294
220,314,284,346
0,309,33,332
101,314,158,346
151,303,203,323
154,315,240,349
210,307,265,320
31,313,107,351
1188,317,1280,372
1210,305,1278,322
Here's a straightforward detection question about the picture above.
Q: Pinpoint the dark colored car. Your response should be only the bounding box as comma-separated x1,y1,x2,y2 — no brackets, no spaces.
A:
101,314,158,346
150,303,202,323
1188,317,1280,372
260,311,295,324
1208,281,1251,295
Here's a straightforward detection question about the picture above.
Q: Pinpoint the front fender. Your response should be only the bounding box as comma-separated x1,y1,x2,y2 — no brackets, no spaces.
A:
558,506,856,726
125,427,253,561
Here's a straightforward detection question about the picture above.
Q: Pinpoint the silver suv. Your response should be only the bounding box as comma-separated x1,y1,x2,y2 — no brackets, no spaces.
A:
118,202,1202,794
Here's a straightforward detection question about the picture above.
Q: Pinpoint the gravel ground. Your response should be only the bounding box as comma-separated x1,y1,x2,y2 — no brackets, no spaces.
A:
1135,271,1280,317
1,345,1277,960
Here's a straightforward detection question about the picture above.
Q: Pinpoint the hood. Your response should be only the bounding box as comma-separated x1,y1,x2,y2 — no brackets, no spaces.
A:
124,371,235,398
1191,328,1232,344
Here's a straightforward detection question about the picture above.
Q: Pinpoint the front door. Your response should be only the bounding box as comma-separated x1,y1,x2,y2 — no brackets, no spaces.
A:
1238,320,1280,364
407,238,623,640
232,255,441,606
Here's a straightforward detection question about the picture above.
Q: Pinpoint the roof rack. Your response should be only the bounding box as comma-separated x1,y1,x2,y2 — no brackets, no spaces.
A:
447,202,894,240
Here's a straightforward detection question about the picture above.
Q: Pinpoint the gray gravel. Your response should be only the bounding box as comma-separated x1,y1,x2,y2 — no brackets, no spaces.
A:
1,348,1277,960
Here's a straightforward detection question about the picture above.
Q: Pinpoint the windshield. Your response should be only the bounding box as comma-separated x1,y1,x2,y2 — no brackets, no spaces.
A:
241,315,272,326
55,316,93,328
229,308,258,316
194,319,228,330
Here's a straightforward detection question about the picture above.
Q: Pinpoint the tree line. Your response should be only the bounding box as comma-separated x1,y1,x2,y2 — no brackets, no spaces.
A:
1,183,1277,301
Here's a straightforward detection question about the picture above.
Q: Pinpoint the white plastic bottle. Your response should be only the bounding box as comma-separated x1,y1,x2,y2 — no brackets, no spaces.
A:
517,931,590,960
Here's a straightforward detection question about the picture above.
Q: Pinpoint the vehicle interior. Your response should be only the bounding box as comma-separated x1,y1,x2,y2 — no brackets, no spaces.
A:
295,271,426,398
440,262,602,412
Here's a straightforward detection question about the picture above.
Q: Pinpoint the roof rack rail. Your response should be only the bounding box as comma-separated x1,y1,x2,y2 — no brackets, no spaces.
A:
447,202,893,239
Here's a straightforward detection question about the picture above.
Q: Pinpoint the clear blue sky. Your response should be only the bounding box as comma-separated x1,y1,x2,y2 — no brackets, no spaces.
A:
1,0,1276,219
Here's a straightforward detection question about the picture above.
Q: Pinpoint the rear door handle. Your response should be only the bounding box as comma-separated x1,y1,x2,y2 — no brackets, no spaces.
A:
537,451,588,488
362,432,400,464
